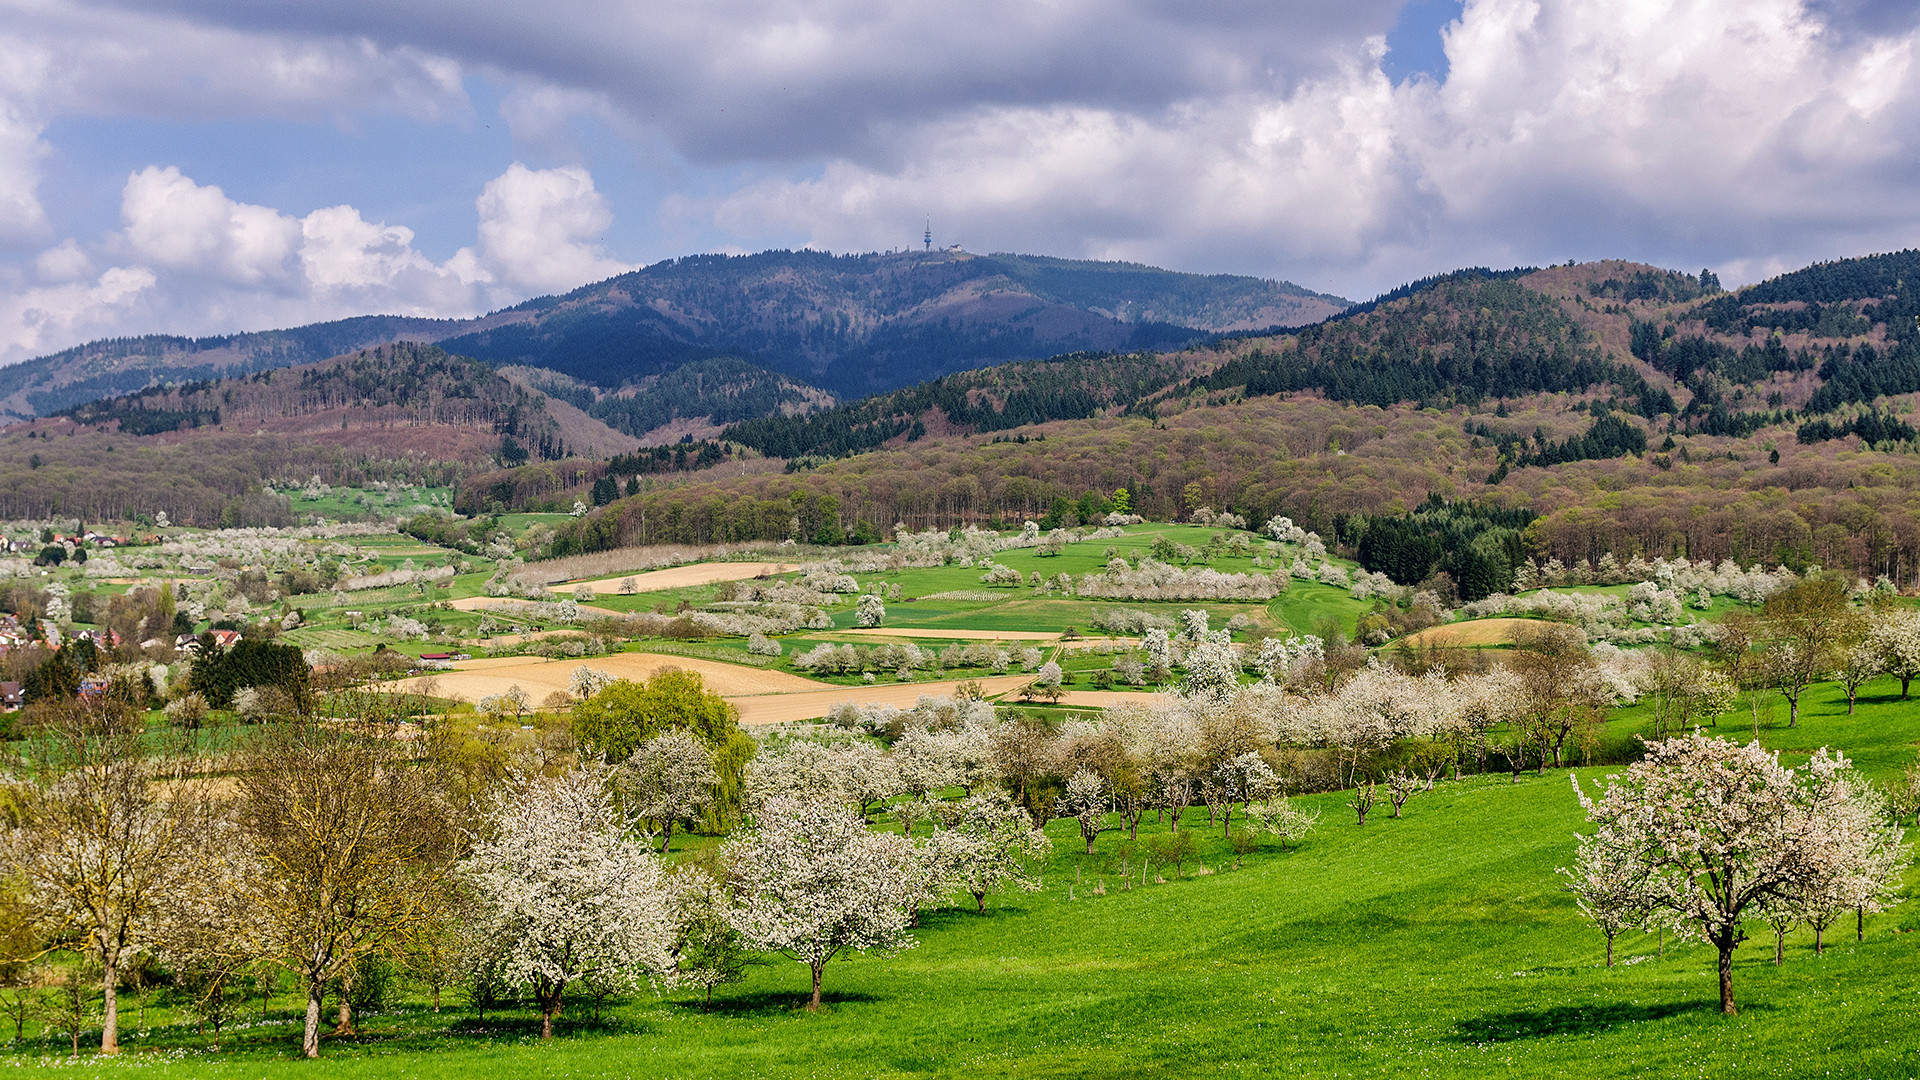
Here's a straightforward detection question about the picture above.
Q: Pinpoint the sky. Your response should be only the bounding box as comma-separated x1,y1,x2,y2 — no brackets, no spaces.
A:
4,0,1920,365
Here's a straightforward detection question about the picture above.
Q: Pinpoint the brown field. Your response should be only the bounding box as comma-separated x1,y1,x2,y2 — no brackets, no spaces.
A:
567,561,799,592
1397,617,1541,649
393,647,1169,726
391,652,826,704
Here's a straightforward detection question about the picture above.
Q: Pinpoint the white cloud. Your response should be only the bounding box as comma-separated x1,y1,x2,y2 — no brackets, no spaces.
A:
34,240,91,283
0,265,156,360
121,166,301,285
685,0,1920,294
8,0,1920,367
0,161,633,363
463,162,632,297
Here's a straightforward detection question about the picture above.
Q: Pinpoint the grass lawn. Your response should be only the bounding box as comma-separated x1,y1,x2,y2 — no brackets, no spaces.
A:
8,676,1916,1077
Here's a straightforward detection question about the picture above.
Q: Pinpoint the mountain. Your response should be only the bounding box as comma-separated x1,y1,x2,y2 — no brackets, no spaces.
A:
0,249,1350,424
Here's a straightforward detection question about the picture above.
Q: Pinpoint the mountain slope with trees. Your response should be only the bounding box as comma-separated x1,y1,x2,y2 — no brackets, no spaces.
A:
0,250,1350,423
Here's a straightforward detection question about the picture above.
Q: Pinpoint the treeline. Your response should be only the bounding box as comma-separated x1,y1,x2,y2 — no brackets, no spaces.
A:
1587,268,1718,304
1796,411,1918,446
1513,412,1648,469
1342,496,1534,600
722,350,1191,459
1628,322,1811,384
1198,274,1615,409
587,357,823,439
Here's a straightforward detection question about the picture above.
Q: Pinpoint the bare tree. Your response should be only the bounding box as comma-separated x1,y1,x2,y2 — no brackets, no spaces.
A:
227,720,457,1058
4,696,210,1055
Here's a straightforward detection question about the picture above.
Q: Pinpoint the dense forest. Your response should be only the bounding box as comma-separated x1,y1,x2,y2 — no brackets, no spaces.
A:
61,344,566,456
436,249,1317,397
722,349,1197,459
0,315,464,420
0,345,570,523
1197,273,1616,409
1344,496,1536,600
585,357,825,440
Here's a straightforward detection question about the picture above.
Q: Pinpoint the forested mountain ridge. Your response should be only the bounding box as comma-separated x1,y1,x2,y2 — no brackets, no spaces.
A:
0,249,1350,423
431,249,1348,396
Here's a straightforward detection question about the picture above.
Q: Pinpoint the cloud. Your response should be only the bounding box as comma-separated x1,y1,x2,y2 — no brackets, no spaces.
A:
0,162,632,363
695,0,1920,294
0,265,156,361
462,162,632,296
122,0,1406,162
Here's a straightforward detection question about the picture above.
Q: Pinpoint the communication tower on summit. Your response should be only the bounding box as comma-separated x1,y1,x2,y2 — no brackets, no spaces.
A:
924,217,932,251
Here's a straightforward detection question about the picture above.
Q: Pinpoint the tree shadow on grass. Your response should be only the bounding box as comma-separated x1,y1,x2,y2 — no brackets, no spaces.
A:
914,905,1031,930
684,989,882,1018
1452,1000,1729,1043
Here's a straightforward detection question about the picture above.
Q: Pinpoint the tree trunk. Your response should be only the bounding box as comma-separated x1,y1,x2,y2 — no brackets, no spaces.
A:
1847,692,1857,715
334,985,353,1035
1605,933,1614,968
432,985,441,1012
1787,695,1799,728
809,963,824,1012
1223,806,1233,838
1774,927,1785,965
1717,942,1737,1015
974,890,987,913
303,986,323,1058
1857,907,1865,942
659,819,674,855
1083,832,1095,855
99,949,119,1054
541,1007,554,1040
1815,925,1824,954
1903,674,1911,699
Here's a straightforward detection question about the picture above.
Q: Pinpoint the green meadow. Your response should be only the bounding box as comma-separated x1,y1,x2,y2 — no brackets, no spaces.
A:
5,674,1914,1078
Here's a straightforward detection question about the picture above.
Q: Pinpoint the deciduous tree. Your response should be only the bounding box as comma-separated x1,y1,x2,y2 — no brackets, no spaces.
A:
461,767,677,1039
722,797,919,1011
1571,734,1823,1014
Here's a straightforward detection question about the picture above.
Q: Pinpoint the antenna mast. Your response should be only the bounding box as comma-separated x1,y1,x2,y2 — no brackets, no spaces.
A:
924,216,932,252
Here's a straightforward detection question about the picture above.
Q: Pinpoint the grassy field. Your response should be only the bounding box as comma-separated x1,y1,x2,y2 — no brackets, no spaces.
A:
3,675,1914,1077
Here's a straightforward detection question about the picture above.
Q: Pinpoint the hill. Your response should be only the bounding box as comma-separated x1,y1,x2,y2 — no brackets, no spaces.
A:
0,249,1350,425
496,253,1920,591
0,343,646,525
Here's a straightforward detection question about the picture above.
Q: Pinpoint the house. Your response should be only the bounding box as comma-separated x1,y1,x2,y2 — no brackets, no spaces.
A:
77,675,111,701
0,682,21,711
176,629,241,652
